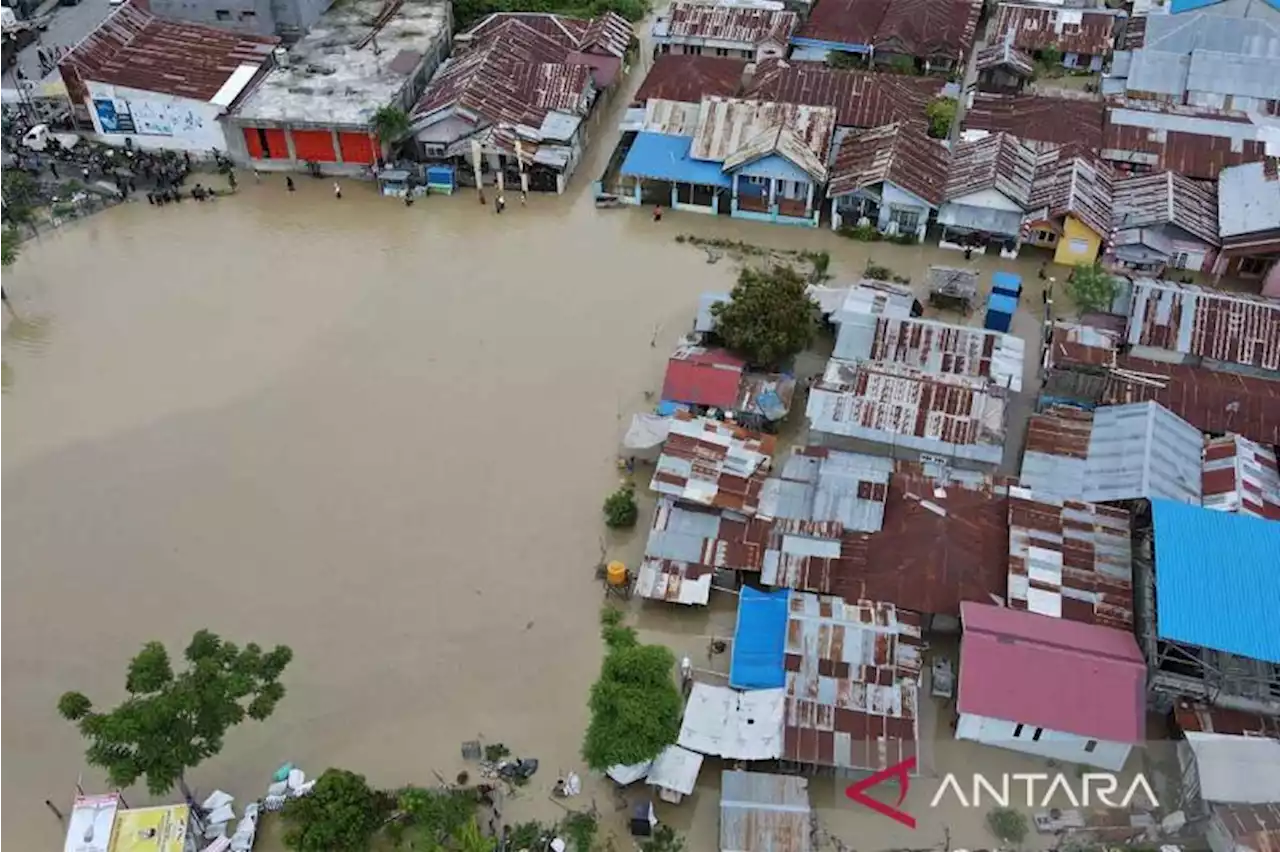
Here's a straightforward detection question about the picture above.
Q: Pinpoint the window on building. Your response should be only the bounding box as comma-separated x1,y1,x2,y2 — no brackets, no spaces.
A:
1032,728,1044,742
891,207,920,234
215,8,231,18
1239,256,1269,276
1173,251,1189,269
688,45,703,55
1013,723,1024,738
715,47,729,56
1035,229,1058,245
660,43,670,53
240,9,255,17
1085,740,1098,753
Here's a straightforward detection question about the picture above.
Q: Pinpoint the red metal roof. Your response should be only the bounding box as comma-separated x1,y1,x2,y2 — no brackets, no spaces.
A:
1024,406,1093,458
746,59,939,128
827,121,949,207
1202,435,1280,521
59,3,277,102
1102,356,1280,445
661,346,746,409
633,54,745,104
958,601,1147,743
1126,279,1280,371
1046,323,1118,369
795,0,980,62
650,413,777,515
1027,152,1115,241
991,3,1119,57
964,93,1105,150
1103,108,1269,181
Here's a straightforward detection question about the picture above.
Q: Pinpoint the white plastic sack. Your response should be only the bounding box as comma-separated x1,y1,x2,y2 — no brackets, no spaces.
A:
266,781,288,797
263,794,287,811
563,773,581,797
243,802,260,821
201,837,231,852
287,768,305,790
292,780,316,797
204,823,228,840
202,790,234,812
235,817,255,835
207,804,235,825
551,839,566,852
230,830,254,852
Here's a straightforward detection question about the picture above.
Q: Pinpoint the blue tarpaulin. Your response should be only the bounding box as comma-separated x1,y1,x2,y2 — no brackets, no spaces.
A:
729,587,790,690
620,133,732,188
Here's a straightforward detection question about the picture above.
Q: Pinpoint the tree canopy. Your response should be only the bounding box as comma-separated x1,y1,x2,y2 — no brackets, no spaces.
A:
710,265,819,369
371,106,411,144
925,98,957,139
2,227,19,268
1066,262,1119,315
282,768,391,852
57,630,293,795
581,609,681,770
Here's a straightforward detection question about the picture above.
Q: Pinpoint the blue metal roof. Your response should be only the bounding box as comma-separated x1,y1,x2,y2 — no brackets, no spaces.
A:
1151,499,1280,664
620,133,732,188
1171,0,1280,10
729,587,790,690
992,271,1022,296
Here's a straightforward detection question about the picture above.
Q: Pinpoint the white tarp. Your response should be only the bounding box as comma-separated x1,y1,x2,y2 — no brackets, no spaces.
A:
606,760,653,786
678,683,785,760
623,414,672,460
647,745,703,795
1185,731,1280,804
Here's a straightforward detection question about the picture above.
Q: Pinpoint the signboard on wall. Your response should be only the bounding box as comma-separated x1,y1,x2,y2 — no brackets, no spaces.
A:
93,99,135,134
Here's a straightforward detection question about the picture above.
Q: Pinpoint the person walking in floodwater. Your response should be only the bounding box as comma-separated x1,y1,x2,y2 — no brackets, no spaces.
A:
495,194,505,214
653,205,662,222
286,176,295,192
333,182,342,199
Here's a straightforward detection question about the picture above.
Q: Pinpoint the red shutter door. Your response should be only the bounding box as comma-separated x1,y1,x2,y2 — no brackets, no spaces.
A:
292,129,337,162
262,129,288,159
242,127,264,159
338,132,376,164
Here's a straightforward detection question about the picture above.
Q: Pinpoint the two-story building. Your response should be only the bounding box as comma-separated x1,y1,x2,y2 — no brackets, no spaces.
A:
651,2,797,62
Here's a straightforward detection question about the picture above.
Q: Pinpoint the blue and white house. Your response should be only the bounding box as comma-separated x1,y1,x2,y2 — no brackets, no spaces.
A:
614,96,836,226
826,121,949,239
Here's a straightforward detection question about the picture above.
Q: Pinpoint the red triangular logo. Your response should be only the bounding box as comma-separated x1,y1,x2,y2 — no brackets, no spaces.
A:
845,758,916,829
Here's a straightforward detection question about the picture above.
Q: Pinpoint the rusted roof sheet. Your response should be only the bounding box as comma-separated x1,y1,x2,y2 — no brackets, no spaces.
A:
651,412,777,514
60,3,277,102
692,97,836,181
653,3,797,47
964,93,1105,150
1213,802,1280,852
578,11,633,58
763,466,1013,617
805,359,1008,467
974,40,1035,76
1027,151,1115,241
795,0,981,62
637,497,773,605
1174,699,1280,737
1102,107,1270,181
633,54,745,104
759,446,894,532
746,59,939,128
642,98,703,136
720,771,811,852
1103,356,1280,445
827,121,950,208
945,132,1040,204
1202,435,1280,521
1112,171,1220,247
1019,405,1095,496
1046,322,1119,370
1007,488,1134,631
837,315,1026,392
1125,278,1280,371
782,592,922,771
991,3,1120,57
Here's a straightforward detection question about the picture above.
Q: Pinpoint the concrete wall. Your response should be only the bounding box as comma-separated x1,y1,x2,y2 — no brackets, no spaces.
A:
654,41,756,61
85,81,230,152
148,0,332,38
956,712,1132,771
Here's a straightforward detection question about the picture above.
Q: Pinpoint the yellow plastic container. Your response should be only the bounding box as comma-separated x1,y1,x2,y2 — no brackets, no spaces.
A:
606,561,628,586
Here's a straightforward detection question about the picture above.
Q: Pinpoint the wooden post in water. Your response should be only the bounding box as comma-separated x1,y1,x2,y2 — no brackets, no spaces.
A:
470,139,484,201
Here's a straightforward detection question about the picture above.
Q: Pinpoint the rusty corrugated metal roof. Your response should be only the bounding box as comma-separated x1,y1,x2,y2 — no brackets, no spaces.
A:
991,3,1120,57
692,96,836,181
59,3,277,102
1112,170,1220,247
1202,434,1280,521
720,772,811,852
850,315,1026,391
633,54,745,105
1175,699,1280,736
1213,803,1280,852
1102,107,1270,181
650,412,776,514
796,0,980,62
827,121,950,208
974,40,1034,76
964,93,1105,150
1047,322,1119,369
637,497,773,605
1125,278,1280,371
654,2,797,47
1019,405,1095,496
746,59,940,128
1026,151,1115,242
782,591,922,771
1007,489,1134,631
945,132,1040,204
1103,356,1280,445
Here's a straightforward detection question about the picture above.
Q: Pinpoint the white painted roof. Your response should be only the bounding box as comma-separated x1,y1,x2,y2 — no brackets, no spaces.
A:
678,683,785,760
1185,731,1280,804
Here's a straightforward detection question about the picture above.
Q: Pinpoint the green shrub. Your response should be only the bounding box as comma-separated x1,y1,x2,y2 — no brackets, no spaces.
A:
603,485,638,528
987,807,1029,844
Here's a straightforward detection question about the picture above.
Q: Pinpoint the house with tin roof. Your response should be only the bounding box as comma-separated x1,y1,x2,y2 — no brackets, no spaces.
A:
973,38,1035,94
826,121,949,240
745,59,943,131
59,3,278,153
990,3,1124,72
963,92,1105,149
956,601,1147,771
1021,148,1115,265
1108,170,1220,276
1215,160,1280,292
1168,0,1280,20
650,2,797,62
789,0,982,72
1124,277,1280,372
631,54,745,106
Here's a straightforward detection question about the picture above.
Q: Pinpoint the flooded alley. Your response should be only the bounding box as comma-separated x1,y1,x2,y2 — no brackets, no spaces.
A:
3,146,1069,852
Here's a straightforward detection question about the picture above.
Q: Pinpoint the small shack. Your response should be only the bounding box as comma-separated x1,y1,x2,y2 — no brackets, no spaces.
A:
425,164,456,194
647,745,704,804
720,771,811,852
928,266,979,314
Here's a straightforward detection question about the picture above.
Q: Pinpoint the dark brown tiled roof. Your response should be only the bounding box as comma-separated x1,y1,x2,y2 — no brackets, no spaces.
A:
796,0,981,62
1103,356,1280,445
58,3,277,102
827,121,949,206
633,54,745,104
1103,108,1270,181
746,60,938,128
964,93,1105,150
991,3,1119,57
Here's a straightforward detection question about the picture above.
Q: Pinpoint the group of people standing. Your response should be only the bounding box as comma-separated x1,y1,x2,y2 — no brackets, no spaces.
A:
36,45,69,77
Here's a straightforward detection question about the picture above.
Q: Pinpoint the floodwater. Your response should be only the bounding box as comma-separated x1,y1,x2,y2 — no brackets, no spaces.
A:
4,63,1087,852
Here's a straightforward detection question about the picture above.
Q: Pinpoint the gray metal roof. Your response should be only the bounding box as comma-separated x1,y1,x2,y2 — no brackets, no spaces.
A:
1124,49,1189,95
1218,160,1280,238
1082,402,1204,505
758,447,892,532
1142,10,1280,56
1186,50,1280,98
646,503,726,561
720,771,811,852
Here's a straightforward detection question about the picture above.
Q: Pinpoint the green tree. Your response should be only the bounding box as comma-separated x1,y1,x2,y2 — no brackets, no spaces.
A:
1036,46,1063,71
885,54,917,75
641,826,685,852
986,807,1029,844
925,97,957,139
2,170,39,226
582,609,682,770
825,50,860,69
2,226,19,269
710,265,819,369
397,786,478,847
372,105,411,146
282,768,390,852
453,816,497,852
57,630,293,796
1066,262,1119,315
603,484,638,528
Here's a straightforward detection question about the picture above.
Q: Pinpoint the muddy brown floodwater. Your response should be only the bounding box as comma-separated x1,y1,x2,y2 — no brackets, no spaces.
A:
4,66,1086,852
